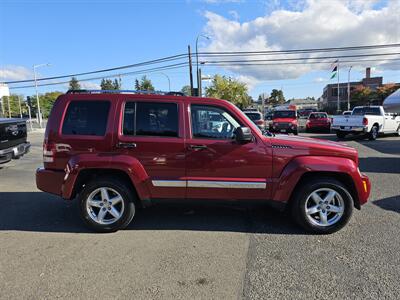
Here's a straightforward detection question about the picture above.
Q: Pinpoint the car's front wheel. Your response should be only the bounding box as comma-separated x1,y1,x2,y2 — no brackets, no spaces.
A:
78,177,136,232
291,178,354,234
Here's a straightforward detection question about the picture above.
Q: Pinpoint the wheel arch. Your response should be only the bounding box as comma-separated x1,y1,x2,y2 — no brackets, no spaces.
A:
287,171,360,210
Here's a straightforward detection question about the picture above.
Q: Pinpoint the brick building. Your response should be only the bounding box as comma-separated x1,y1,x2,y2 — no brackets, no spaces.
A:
321,67,382,111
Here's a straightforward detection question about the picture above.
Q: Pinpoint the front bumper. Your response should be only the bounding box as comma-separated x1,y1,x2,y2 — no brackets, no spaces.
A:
0,142,31,164
354,170,371,207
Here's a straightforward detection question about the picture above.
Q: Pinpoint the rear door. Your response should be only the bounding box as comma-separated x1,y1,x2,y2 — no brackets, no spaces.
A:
383,113,397,132
115,98,186,199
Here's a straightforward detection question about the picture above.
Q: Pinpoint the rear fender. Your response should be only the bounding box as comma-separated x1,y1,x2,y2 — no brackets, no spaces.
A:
272,156,358,203
62,154,151,200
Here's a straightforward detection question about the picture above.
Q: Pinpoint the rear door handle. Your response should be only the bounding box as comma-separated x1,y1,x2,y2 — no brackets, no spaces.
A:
117,142,137,149
188,144,207,151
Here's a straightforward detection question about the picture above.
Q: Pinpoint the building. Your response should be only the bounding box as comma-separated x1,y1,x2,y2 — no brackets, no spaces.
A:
321,67,382,111
285,98,319,110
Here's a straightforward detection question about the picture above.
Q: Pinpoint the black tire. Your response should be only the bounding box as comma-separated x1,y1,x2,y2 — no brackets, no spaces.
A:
336,131,346,139
78,177,136,233
369,125,378,140
293,130,298,135
305,128,310,133
291,177,354,234
396,126,400,137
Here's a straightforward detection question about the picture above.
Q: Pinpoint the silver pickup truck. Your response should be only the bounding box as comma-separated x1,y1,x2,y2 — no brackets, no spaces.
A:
0,118,31,164
331,106,400,140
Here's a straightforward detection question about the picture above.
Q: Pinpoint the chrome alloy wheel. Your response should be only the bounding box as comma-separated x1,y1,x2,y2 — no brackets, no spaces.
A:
305,188,344,227
86,187,125,225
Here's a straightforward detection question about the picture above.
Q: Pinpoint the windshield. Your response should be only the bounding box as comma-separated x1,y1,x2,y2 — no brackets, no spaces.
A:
352,107,381,116
245,112,262,121
273,110,296,119
309,113,328,119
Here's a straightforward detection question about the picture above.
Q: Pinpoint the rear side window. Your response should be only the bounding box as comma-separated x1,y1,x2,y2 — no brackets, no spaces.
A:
62,101,110,136
123,102,179,137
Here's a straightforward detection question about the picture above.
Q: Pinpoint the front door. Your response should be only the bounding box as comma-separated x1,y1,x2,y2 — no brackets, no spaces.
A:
116,99,186,199
185,103,272,201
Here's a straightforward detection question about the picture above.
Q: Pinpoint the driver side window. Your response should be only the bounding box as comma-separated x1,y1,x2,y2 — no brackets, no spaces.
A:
190,105,241,139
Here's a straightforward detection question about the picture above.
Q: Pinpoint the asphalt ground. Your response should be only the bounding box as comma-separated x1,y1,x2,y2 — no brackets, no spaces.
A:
0,131,399,299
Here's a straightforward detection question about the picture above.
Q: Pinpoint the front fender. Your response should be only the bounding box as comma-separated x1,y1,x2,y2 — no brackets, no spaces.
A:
271,156,359,203
62,153,151,200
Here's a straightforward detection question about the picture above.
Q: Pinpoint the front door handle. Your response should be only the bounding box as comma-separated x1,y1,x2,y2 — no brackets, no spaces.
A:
117,142,137,149
188,144,207,151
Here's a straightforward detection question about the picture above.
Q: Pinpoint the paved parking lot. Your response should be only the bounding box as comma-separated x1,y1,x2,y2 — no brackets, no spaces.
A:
0,131,399,299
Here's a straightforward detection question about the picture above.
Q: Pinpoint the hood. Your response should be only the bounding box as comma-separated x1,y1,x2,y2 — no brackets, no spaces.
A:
267,134,358,163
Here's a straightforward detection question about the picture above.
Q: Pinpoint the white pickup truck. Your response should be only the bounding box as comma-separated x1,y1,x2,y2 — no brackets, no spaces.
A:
331,106,400,140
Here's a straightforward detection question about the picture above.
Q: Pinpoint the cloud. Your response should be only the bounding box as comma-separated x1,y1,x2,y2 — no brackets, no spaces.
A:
228,10,239,21
202,0,400,81
0,66,33,81
80,81,101,90
314,77,327,83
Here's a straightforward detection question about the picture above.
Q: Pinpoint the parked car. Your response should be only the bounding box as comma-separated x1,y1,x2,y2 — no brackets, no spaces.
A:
0,118,30,164
331,106,400,140
306,112,331,133
342,111,352,116
244,111,265,130
36,90,371,234
269,109,298,135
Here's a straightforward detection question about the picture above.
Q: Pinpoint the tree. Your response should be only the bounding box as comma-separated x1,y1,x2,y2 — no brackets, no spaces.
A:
2,95,22,117
376,83,400,104
205,75,251,109
351,85,373,106
180,85,191,96
29,91,63,118
100,78,116,90
134,76,155,91
69,77,81,90
267,89,285,105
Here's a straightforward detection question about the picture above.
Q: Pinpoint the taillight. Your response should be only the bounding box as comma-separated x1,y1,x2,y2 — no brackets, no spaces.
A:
363,117,368,126
255,120,264,125
43,140,55,163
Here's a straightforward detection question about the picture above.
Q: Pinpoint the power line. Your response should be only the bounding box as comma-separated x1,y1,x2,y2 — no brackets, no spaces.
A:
196,43,400,56
9,63,189,89
202,57,400,66
4,53,188,84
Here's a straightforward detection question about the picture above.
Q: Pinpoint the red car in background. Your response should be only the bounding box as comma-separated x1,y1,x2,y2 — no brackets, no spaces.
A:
269,109,298,135
306,112,331,133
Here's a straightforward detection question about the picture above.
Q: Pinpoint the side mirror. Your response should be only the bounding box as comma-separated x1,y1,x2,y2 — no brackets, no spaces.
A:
234,127,253,143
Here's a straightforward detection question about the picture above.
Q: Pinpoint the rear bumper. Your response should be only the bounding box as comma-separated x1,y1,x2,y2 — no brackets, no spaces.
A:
36,167,65,196
0,142,31,164
331,125,368,133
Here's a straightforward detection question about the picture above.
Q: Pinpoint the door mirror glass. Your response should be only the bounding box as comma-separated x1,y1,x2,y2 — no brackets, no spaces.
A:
234,127,252,143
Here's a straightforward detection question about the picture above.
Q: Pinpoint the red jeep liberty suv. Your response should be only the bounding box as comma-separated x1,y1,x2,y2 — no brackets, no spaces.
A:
36,90,371,234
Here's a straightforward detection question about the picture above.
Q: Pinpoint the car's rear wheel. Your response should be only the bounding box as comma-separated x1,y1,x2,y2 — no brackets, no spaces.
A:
396,126,400,136
369,125,379,140
336,131,346,139
291,178,353,234
78,177,136,232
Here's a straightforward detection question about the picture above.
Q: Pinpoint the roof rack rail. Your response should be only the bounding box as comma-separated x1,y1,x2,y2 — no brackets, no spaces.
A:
66,89,185,96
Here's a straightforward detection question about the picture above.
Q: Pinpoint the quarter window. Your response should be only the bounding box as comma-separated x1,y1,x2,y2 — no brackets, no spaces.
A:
62,101,110,136
123,102,179,137
191,105,241,139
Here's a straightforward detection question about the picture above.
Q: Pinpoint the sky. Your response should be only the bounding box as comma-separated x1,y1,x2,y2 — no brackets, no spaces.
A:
0,0,399,100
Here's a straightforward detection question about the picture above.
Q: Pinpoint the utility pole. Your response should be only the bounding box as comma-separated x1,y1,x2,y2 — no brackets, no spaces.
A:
18,95,22,118
337,59,340,113
188,45,194,96
33,63,51,128
7,96,11,118
198,68,202,97
347,66,352,111
196,34,210,96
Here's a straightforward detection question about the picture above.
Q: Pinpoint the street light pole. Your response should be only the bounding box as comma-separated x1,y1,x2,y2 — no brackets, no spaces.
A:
33,63,50,128
347,66,352,111
196,34,210,97
159,72,171,91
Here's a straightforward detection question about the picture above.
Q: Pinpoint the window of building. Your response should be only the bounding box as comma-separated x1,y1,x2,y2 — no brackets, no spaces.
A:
191,105,241,139
62,101,110,136
123,102,179,137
